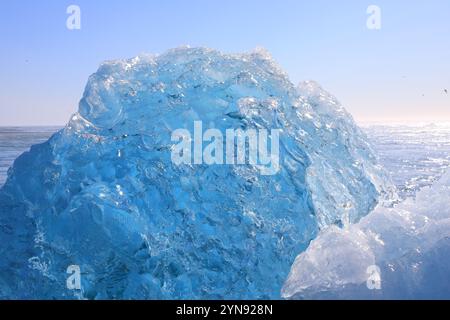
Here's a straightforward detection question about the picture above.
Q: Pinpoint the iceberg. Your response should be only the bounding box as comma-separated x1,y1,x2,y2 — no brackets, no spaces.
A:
282,171,450,300
0,47,392,299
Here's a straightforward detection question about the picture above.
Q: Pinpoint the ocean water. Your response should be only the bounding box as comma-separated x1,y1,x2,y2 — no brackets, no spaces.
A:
363,123,450,199
1,124,450,199
0,127,60,186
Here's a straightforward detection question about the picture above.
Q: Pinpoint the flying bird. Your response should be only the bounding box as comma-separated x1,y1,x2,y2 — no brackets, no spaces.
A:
445,89,448,94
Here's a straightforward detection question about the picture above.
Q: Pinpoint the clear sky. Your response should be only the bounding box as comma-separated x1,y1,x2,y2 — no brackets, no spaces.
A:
0,0,449,126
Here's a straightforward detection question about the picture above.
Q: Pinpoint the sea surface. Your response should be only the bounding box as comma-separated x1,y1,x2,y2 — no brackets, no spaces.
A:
1,124,450,199
0,127,60,186
363,123,450,199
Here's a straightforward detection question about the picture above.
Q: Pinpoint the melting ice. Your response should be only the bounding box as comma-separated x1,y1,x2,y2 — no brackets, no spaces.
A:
283,170,450,299
0,47,392,299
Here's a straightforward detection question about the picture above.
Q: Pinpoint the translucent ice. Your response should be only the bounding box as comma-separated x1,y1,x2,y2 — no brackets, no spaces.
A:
282,171,450,300
0,47,392,299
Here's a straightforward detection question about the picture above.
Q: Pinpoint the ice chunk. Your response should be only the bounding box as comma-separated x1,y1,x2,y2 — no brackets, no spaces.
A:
282,171,450,300
0,47,391,299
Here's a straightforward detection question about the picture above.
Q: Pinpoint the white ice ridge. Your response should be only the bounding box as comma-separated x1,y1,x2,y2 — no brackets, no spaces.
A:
282,171,450,299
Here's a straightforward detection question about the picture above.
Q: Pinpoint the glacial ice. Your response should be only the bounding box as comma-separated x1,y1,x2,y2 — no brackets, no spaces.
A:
282,171,450,300
0,47,392,299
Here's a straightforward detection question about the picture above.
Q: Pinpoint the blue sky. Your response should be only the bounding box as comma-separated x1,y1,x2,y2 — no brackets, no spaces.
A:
0,0,449,125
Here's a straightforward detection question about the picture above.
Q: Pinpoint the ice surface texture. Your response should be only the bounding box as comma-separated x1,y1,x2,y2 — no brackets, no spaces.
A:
0,47,391,299
282,171,450,300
